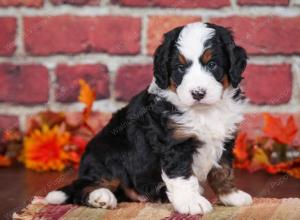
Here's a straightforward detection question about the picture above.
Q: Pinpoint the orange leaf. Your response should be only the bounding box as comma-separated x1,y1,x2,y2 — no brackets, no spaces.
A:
0,155,11,167
78,79,96,108
285,116,298,143
233,133,248,161
282,158,300,179
263,113,298,145
78,79,96,119
234,160,251,170
287,168,300,179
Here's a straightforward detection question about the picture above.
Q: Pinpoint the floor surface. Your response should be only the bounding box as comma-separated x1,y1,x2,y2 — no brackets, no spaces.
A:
1,165,299,219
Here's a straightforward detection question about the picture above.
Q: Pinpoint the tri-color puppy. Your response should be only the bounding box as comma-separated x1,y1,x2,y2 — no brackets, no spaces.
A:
46,22,253,215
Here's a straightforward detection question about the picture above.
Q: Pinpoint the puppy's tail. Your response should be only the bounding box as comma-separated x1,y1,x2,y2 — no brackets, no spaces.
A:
45,178,94,205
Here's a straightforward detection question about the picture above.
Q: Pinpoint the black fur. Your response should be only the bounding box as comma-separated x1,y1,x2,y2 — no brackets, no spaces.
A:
57,90,200,204
53,23,247,207
206,23,248,88
153,26,183,89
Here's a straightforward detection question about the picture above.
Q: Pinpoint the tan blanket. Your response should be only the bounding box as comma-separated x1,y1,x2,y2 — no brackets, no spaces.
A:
13,197,300,220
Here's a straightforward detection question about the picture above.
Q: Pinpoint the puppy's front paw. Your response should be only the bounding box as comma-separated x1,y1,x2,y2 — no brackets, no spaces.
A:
171,193,213,215
219,190,252,207
87,188,117,209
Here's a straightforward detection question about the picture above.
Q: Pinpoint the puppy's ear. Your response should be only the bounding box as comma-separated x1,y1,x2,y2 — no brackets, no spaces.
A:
153,26,183,89
208,23,247,88
226,42,247,88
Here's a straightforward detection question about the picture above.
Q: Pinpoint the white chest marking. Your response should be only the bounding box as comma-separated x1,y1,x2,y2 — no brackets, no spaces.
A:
170,89,245,181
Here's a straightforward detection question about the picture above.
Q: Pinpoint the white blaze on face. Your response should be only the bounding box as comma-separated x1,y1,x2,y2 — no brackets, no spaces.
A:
176,22,223,106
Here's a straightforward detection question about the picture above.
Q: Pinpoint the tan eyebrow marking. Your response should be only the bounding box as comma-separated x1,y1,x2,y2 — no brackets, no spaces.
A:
201,49,213,64
178,53,187,65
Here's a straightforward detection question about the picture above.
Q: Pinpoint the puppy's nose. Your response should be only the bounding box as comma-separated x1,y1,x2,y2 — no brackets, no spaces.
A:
191,89,206,101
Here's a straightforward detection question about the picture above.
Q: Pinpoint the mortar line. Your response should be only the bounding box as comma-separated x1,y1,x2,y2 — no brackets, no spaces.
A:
1,5,300,17
290,64,300,106
141,15,148,55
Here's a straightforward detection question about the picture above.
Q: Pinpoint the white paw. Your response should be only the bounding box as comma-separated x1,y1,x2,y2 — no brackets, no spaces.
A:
172,193,213,215
219,190,253,207
45,191,67,205
88,188,117,209
162,173,213,215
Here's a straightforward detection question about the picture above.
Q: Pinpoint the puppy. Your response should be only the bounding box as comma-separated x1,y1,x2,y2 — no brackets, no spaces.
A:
46,22,252,215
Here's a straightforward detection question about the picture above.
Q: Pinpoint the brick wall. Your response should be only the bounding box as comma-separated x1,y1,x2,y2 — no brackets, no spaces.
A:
0,0,299,132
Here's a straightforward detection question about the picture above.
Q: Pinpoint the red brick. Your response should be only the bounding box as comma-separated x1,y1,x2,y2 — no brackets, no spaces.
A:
24,16,141,55
238,0,289,5
0,17,16,56
0,0,43,7
113,0,230,8
0,115,19,131
115,64,153,101
210,16,300,55
242,64,292,105
50,0,98,6
55,64,110,102
0,64,49,104
147,16,200,55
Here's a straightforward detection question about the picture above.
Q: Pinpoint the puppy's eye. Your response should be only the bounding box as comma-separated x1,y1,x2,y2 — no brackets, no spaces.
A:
177,65,185,72
207,61,217,70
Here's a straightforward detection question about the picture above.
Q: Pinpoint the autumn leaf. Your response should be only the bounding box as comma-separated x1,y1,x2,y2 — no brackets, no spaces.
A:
78,79,96,134
0,155,11,167
249,146,270,172
282,158,300,179
234,160,251,170
68,136,87,166
287,168,300,179
263,113,298,145
233,133,249,161
78,79,96,113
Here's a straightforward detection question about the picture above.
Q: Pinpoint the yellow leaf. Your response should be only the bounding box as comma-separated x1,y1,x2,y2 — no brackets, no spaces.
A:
250,146,270,172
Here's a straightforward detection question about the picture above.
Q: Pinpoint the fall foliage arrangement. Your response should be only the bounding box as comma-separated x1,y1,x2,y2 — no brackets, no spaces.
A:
234,114,300,179
0,80,300,179
0,80,111,171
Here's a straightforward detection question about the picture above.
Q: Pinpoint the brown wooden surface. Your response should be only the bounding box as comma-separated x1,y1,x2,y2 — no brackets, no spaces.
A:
0,165,299,220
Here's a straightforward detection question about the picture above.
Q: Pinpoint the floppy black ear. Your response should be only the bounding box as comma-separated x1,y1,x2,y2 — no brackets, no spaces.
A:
207,23,247,88
153,26,183,89
226,42,247,88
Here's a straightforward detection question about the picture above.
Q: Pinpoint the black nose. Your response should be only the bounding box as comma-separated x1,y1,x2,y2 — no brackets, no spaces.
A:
191,90,206,101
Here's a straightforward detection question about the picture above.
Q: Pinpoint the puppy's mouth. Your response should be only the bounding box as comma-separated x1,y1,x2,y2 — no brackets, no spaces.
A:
192,101,211,107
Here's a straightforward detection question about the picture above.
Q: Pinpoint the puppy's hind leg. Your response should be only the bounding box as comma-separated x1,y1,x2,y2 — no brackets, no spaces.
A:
46,178,94,205
86,178,120,209
46,178,119,209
